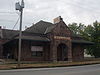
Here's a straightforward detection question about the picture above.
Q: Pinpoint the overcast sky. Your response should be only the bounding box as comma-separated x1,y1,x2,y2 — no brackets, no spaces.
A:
0,0,100,30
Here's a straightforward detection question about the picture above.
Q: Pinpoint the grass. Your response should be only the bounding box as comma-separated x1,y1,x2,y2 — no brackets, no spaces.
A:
0,57,100,70
0,59,100,70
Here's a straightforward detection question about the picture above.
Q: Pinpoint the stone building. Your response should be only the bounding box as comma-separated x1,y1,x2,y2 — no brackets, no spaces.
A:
0,16,93,62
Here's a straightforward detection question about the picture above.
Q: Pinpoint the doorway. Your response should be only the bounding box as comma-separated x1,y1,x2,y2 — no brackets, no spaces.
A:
57,43,68,61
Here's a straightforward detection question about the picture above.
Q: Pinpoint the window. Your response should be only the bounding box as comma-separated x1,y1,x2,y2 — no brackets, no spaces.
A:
32,51,43,57
31,46,43,57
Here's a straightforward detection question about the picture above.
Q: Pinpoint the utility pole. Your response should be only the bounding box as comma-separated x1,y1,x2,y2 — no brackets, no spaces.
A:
15,0,24,68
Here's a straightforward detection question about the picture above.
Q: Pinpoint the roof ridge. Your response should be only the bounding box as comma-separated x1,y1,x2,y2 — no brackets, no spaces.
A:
39,20,53,24
44,25,56,34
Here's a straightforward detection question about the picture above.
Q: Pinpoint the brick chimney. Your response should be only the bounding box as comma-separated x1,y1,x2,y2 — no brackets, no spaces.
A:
53,16,63,24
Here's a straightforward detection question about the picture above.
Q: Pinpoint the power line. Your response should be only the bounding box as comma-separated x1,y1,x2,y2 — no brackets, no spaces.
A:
0,18,32,26
0,12,16,14
0,19,16,22
64,1,100,14
12,17,20,30
0,11,19,16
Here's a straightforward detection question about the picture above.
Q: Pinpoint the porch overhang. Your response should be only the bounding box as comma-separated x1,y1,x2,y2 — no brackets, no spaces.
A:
72,40,94,45
3,35,50,45
15,35,50,42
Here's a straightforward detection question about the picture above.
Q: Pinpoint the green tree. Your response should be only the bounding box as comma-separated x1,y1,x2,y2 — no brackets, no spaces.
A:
68,23,78,34
89,21,100,57
68,21,100,57
68,23,85,34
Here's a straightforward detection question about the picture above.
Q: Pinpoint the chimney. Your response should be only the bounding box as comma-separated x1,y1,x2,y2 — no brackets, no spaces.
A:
53,16,63,24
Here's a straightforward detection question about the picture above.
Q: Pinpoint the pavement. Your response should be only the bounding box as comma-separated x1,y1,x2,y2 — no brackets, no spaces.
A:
0,64,100,75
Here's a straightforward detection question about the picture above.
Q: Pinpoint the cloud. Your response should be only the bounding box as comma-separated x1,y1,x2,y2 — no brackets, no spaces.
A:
0,0,100,29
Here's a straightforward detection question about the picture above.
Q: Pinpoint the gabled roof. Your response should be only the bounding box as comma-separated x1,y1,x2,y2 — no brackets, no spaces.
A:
44,25,56,34
1,20,83,40
25,20,54,34
1,20,93,45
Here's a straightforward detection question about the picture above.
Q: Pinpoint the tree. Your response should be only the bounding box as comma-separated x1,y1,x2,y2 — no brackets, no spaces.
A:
68,21,100,57
68,23,85,34
89,21,100,57
68,23,78,34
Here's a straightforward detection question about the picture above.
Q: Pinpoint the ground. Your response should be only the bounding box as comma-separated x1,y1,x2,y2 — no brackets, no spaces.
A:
0,58,100,70
0,64,100,75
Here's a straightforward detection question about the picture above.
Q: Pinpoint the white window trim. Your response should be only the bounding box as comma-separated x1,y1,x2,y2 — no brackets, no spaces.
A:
31,46,43,51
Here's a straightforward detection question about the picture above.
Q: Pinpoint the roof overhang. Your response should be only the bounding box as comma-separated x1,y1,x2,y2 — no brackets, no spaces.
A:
15,35,50,42
72,40,94,45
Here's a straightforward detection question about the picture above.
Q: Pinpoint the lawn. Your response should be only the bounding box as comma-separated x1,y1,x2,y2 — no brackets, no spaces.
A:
0,58,100,70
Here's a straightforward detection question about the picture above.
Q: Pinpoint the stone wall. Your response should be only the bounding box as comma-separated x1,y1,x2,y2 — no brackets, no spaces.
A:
49,21,72,62
72,44,84,61
17,40,50,61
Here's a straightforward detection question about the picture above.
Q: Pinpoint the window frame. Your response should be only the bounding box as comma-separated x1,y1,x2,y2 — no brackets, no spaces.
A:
31,46,43,57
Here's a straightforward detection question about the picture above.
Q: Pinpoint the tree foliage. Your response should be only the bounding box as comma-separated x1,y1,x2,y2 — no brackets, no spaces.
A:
68,21,100,57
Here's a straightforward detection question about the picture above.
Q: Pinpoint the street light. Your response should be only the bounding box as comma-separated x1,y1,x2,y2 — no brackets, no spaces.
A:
15,0,24,68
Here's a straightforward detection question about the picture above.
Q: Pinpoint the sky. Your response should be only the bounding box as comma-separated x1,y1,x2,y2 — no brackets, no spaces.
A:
0,0,100,30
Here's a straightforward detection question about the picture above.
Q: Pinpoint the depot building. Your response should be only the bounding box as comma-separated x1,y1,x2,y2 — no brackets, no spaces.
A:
0,16,93,62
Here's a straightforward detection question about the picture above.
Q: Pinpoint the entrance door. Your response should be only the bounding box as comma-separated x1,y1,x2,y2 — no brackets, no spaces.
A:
57,43,68,61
